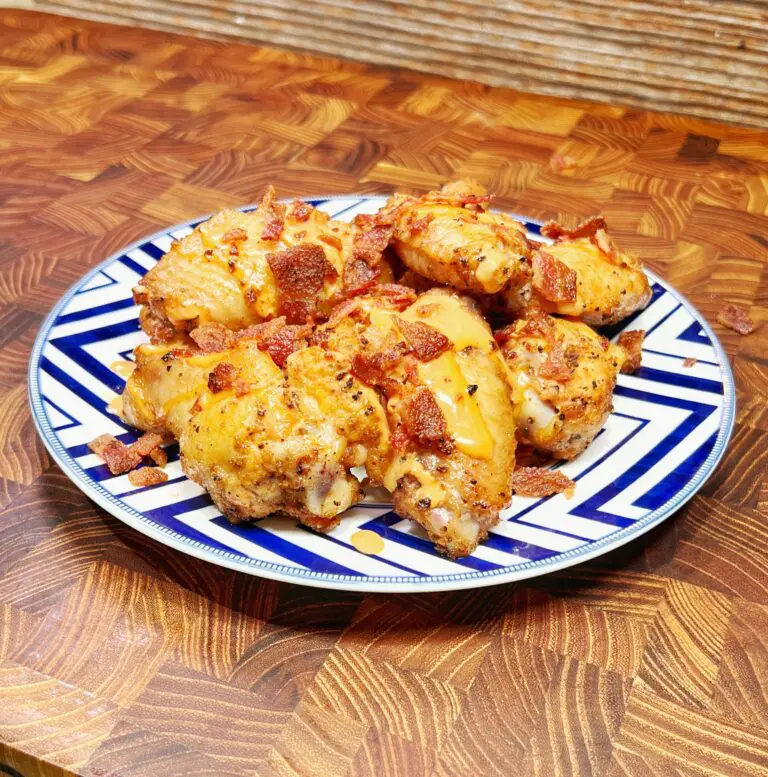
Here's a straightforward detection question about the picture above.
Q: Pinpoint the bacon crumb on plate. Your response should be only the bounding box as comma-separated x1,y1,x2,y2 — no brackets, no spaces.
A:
149,447,168,467
131,431,165,457
510,467,575,498
128,467,169,487
716,303,756,335
682,357,697,368
88,434,142,475
618,329,645,374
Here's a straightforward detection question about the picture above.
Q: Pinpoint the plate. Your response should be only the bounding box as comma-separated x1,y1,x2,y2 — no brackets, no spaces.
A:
29,196,735,592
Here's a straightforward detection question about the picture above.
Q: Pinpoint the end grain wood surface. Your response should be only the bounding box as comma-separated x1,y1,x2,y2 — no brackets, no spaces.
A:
0,9,767,777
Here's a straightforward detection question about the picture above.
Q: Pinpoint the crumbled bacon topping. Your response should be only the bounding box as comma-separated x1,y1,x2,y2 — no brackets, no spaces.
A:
353,220,393,267
89,434,142,475
539,343,579,382
259,324,309,368
190,323,234,353
409,211,434,235
131,432,165,457
149,447,168,467
267,243,336,323
259,185,286,241
618,329,645,373
682,357,697,368
128,467,169,487
290,200,313,222
208,362,237,393
343,257,381,297
541,216,607,242
222,227,248,243
395,318,451,362
716,303,756,336
532,250,577,303
510,467,575,498
402,387,454,455
351,341,411,394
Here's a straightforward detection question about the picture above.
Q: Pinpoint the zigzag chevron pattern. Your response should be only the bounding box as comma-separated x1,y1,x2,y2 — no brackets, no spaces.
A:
29,197,734,590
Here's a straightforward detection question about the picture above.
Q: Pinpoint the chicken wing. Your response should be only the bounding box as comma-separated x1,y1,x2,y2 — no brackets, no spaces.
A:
506,217,652,326
497,311,627,459
387,183,532,298
121,334,388,531
316,286,517,557
133,187,392,342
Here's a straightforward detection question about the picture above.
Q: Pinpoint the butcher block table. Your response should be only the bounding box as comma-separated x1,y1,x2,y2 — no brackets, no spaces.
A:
1,9,767,777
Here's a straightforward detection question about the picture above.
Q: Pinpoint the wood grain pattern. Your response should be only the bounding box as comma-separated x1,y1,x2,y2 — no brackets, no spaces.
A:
0,8,766,776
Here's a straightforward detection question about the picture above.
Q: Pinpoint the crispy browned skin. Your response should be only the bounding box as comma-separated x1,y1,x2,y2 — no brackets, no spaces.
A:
133,187,379,341
315,286,517,558
388,181,533,299
498,312,627,459
121,338,388,531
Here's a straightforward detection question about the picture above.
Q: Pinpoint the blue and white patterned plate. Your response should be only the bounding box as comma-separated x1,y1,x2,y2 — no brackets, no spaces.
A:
29,196,735,592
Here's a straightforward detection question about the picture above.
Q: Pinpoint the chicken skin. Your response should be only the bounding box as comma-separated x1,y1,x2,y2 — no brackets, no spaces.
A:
133,187,393,342
315,286,517,557
506,217,652,326
497,312,627,460
121,335,388,531
387,184,532,299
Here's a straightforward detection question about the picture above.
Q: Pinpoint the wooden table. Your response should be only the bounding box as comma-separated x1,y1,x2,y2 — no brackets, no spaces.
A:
1,9,767,777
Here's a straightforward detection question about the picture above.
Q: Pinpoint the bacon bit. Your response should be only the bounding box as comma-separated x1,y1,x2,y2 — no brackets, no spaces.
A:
267,243,335,323
291,200,313,222
510,467,575,498
390,425,410,451
351,341,411,393
549,153,577,173
403,387,454,455
682,357,698,368
259,324,308,368
222,227,248,243
395,318,451,362
259,185,286,241
618,329,645,373
409,211,434,235
190,323,234,353
353,222,393,266
149,447,168,467
592,228,615,258
235,317,287,344
518,311,557,341
161,348,196,363
233,379,251,397
208,362,237,393
190,397,203,416
375,284,419,309
89,435,142,475
532,250,577,303
128,467,169,487
131,432,165,457
539,343,579,382
133,285,149,305
717,303,756,336
540,216,607,242
343,257,381,297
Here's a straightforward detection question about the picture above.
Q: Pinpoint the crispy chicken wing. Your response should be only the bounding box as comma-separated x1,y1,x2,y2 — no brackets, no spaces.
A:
497,311,627,459
316,286,517,557
387,183,532,298
121,336,388,531
133,187,392,341
506,217,652,326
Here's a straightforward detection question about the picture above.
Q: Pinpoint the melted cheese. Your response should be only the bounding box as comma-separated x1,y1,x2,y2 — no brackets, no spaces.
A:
399,293,494,353
383,457,445,508
350,529,385,555
418,352,493,460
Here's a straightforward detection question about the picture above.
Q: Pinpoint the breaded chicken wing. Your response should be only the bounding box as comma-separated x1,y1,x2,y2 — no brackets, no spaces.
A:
121,335,388,531
387,183,532,298
497,311,627,459
316,286,517,557
506,217,652,326
133,187,393,342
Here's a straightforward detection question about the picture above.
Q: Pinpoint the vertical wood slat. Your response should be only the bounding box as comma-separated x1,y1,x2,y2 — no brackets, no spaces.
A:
32,0,768,127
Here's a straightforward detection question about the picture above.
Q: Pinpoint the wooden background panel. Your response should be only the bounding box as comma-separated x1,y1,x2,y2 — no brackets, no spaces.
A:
24,0,768,128
0,7,767,777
